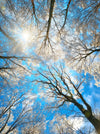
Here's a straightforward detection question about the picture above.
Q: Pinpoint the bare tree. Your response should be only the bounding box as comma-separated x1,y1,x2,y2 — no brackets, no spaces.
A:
34,65,100,134
0,89,44,134
22,121,46,134
0,1,100,133
49,113,95,134
61,33,100,86
50,113,75,134
72,0,100,33
0,93,29,133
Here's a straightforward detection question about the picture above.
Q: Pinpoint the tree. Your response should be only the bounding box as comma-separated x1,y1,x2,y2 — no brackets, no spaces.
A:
34,65,100,134
0,0,99,67
50,113,75,134
22,121,46,134
0,1,44,133
28,0,100,86
0,92,29,133
0,0,100,133
0,88,44,134
50,113,95,134
62,34,100,86
0,0,44,87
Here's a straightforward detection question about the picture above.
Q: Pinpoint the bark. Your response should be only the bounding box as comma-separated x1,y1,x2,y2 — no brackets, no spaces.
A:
61,0,72,29
74,100,100,134
37,67,100,133
88,115,100,134
45,0,55,40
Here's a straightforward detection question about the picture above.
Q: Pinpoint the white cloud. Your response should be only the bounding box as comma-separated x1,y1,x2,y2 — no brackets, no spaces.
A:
90,130,97,134
68,116,85,130
50,114,75,134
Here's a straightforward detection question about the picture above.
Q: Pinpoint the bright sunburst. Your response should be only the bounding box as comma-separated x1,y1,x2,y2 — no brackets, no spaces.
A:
12,25,34,45
21,30,32,43
9,23,37,53
11,27,34,53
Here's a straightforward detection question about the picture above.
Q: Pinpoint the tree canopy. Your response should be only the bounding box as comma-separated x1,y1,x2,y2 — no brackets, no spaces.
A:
0,0,100,134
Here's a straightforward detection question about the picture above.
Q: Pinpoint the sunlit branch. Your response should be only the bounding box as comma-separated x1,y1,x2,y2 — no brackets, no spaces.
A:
44,0,55,45
31,0,37,21
61,0,72,30
0,94,24,118
0,109,11,133
35,65,100,133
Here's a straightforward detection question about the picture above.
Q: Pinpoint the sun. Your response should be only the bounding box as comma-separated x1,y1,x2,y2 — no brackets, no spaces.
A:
11,26,35,46
21,30,32,43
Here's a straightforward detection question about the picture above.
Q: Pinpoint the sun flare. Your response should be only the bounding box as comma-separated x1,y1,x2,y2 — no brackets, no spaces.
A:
21,30,32,43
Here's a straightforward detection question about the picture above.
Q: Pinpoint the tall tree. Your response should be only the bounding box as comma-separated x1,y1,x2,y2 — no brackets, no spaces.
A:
0,88,44,134
34,65,100,134
0,0,100,133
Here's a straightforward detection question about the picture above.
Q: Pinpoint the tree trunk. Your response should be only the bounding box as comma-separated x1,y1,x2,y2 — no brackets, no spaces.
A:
88,115,100,134
73,100,100,134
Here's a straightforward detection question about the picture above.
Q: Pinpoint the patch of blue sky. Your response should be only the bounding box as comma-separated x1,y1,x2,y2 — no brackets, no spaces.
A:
80,72,100,109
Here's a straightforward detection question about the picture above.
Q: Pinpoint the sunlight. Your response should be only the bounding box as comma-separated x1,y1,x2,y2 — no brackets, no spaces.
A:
9,25,37,53
21,30,32,43
10,24,37,47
